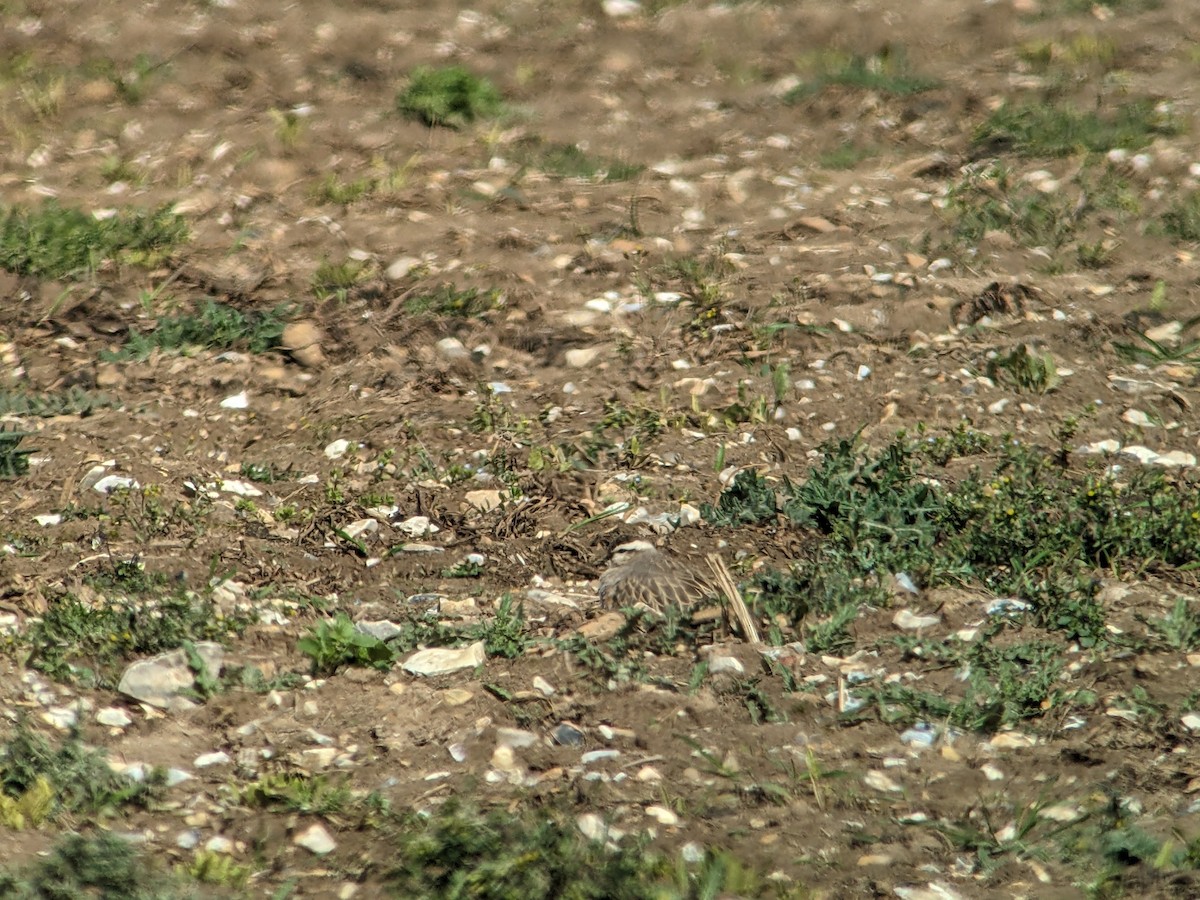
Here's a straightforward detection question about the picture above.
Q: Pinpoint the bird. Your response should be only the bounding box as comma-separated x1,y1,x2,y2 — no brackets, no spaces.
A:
596,540,716,614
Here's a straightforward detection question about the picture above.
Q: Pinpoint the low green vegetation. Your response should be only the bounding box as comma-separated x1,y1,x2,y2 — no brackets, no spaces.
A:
104,299,291,360
0,429,34,478
974,99,1175,157
943,161,1139,263
818,142,878,170
0,832,200,899
0,202,187,280
397,65,504,128
701,425,1200,728
0,724,163,826
402,282,503,318
0,387,117,418
297,596,527,676
312,256,370,304
297,612,398,675
25,590,254,689
1115,316,1200,365
1162,192,1200,241
512,138,643,182
786,48,938,101
384,800,799,899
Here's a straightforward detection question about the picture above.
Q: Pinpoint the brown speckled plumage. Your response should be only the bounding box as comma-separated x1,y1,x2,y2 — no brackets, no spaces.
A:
596,541,714,613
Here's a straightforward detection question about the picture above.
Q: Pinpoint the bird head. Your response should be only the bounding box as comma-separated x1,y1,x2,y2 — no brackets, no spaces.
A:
608,540,658,567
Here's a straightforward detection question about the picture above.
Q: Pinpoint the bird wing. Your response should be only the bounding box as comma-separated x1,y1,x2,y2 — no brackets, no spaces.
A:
597,555,715,612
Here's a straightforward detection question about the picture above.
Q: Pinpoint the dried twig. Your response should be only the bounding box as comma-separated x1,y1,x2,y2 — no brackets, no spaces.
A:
706,553,760,644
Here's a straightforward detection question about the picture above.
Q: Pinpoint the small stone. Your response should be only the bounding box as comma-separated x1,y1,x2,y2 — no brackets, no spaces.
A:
532,676,556,697
636,766,663,782
985,732,1038,750
219,391,249,410
708,655,744,675
93,474,140,494
1144,321,1181,344
43,707,79,730
552,723,585,747
464,490,503,512
96,707,132,728
681,842,705,863
401,640,486,676
496,727,538,749
205,836,235,854
581,749,621,764
1121,445,1159,464
357,620,403,641
980,763,1005,781
386,256,422,280
794,215,840,233
490,745,520,772
1182,713,1200,732
436,337,471,362
301,748,338,769
341,518,378,540
858,854,895,866
576,613,626,642
864,770,902,793
397,515,438,537
448,742,467,763
194,751,232,768
565,347,602,368
440,688,474,706
294,822,336,855
601,0,640,15
1121,409,1155,428
893,609,941,630
118,642,225,709
577,813,624,843
1039,804,1083,823
645,805,679,826
175,830,200,850
1155,450,1195,468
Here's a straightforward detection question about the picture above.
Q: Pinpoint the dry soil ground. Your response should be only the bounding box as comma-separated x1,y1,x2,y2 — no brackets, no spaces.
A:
3,0,1200,897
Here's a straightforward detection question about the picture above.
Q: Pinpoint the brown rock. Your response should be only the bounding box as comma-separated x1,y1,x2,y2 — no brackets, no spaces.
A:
575,612,627,642
281,320,325,368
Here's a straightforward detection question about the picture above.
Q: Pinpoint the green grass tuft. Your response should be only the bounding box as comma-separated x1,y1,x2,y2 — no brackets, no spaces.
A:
974,99,1176,157
0,202,187,280
104,299,292,361
397,65,504,128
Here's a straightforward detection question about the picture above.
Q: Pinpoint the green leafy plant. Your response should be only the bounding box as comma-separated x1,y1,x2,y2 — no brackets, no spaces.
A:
239,772,352,816
105,299,291,360
403,283,503,317
511,138,643,182
974,99,1175,157
25,591,253,688
0,387,116,418
701,469,778,526
0,724,164,820
986,344,1060,393
312,257,369,304
397,65,503,128
297,612,398,675
0,428,34,477
1163,192,1200,241
786,47,938,101
0,202,187,279
385,799,785,899
1115,327,1200,365
0,832,195,899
